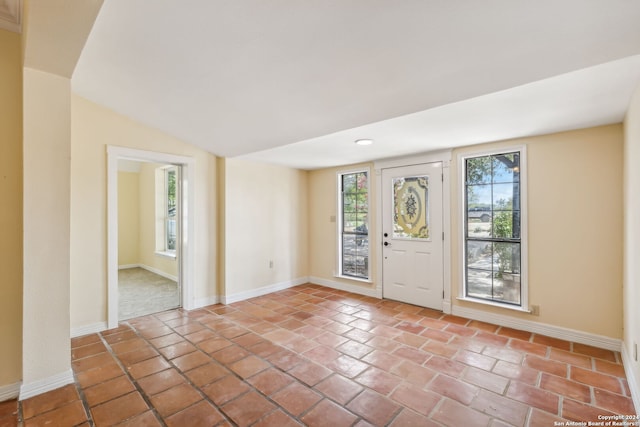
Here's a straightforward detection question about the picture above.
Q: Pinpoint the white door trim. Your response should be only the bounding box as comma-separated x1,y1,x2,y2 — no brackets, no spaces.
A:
106,146,196,329
374,150,452,313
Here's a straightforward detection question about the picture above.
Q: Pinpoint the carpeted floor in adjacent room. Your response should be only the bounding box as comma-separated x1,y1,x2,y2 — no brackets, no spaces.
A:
118,267,180,320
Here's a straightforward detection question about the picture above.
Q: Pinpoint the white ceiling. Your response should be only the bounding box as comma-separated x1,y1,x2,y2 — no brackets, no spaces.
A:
72,1,640,170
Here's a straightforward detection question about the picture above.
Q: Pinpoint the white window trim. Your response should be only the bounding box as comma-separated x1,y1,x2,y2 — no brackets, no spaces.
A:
336,168,372,282
457,145,529,312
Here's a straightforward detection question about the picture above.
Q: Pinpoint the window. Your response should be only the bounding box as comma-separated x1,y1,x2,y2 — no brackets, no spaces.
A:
165,167,177,252
462,149,527,308
156,165,177,255
338,170,369,280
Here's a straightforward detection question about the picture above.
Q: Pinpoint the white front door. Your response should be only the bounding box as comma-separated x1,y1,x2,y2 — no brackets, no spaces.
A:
382,163,444,310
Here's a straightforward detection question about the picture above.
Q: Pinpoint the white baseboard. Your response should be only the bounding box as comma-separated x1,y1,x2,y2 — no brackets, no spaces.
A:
19,369,74,400
452,305,622,351
119,264,178,282
442,300,452,315
622,342,640,415
0,381,21,402
222,277,309,305
309,276,380,298
71,321,107,338
193,295,220,309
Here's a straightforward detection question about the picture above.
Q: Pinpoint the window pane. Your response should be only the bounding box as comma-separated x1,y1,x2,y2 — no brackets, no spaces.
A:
493,242,521,274
467,241,492,270
493,211,520,239
493,273,521,305
464,151,523,307
343,174,356,193
166,168,177,251
492,183,517,210
466,156,492,185
341,171,368,279
342,235,368,279
393,176,429,239
492,153,520,183
343,196,355,213
356,192,368,213
467,269,493,300
467,184,492,211
467,184,492,238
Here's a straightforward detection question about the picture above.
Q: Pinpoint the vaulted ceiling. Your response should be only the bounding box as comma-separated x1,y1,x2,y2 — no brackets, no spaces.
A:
72,1,640,169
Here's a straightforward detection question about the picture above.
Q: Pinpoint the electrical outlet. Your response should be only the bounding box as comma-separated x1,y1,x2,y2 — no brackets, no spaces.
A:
530,305,540,316
269,260,274,269
330,215,336,223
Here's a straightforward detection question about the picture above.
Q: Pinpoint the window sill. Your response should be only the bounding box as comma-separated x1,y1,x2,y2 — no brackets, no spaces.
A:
456,297,531,314
155,251,176,259
335,275,373,285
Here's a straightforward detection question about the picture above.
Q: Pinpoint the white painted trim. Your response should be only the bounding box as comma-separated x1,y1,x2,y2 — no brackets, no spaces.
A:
373,149,453,170
71,322,107,338
19,369,74,401
442,158,452,314
457,145,529,311
0,381,21,402
309,276,381,298
107,146,197,328
107,148,119,329
118,264,140,270
452,305,621,351
622,342,640,415
222,277,309,305
193,296,220,309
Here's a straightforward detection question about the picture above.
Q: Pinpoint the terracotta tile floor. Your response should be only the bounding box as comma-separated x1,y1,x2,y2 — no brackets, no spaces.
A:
3,284,637,426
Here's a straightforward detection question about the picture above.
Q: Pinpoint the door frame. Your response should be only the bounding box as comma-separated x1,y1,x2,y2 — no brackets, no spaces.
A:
374,150,452,314
107,146,196,329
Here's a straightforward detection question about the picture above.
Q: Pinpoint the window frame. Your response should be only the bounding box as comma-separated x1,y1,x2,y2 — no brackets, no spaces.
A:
458,146,529,312
336,168,371,282
155,165,178,258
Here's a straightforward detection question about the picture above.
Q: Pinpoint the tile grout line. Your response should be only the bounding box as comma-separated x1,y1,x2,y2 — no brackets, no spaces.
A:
98,324,169,427
60,283,633,426
146,306,361,427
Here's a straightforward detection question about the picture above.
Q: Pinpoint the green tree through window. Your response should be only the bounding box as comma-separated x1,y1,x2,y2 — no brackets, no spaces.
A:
465,152,522,305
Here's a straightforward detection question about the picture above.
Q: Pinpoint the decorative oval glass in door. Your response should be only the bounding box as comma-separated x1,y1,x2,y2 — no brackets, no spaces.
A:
393,176,429,239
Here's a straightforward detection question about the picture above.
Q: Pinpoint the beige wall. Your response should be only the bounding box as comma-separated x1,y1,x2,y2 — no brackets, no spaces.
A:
137,163,178,278
223,158,308,297
307,127,623,339
624,82,640,404
23,67,72,385
117,166,178,277
451,125,624,338
0,29,23,388
308,163,378,293
71,95,217,328
118,171,140,266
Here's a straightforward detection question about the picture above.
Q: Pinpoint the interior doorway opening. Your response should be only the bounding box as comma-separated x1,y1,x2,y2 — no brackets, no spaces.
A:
107,146,195,329
116,160,182,320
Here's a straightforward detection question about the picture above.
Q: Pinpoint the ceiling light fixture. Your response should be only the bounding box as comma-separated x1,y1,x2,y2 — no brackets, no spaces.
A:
355,139,373,146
